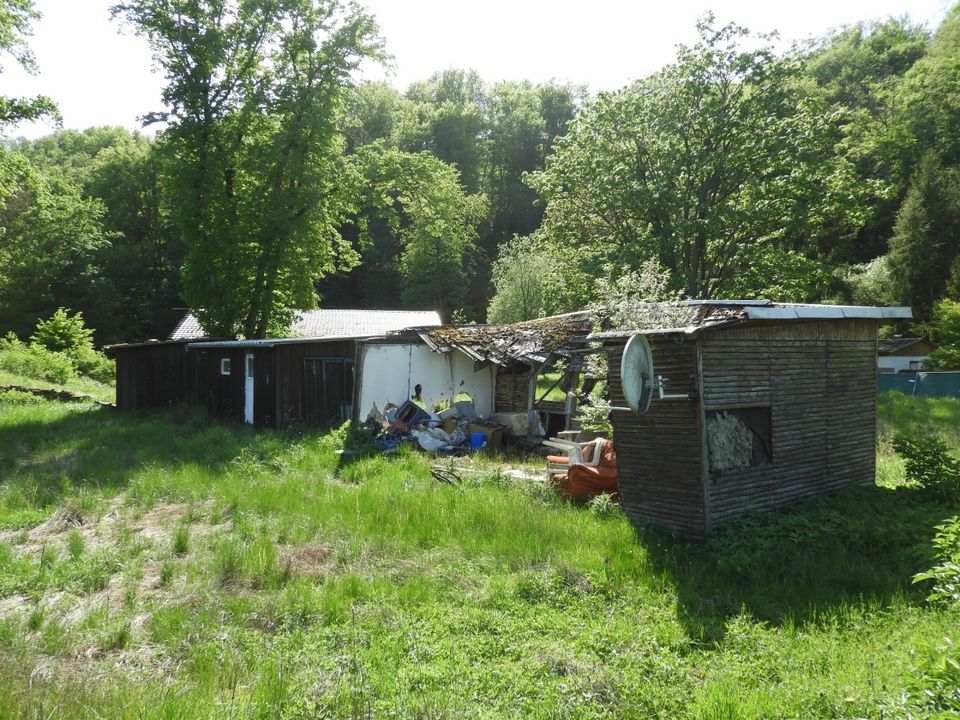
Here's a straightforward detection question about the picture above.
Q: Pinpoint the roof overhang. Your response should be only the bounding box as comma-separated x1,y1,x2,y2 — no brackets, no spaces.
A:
186,334,380,349
588,303,913,341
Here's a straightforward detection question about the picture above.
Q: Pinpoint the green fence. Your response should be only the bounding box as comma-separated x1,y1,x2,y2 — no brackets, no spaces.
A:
877,371,960,398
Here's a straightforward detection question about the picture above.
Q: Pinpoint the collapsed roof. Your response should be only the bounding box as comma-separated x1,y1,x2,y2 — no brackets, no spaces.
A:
412,311,595,366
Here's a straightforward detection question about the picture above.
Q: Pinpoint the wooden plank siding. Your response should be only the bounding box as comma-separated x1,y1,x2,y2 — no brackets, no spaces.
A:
605,319,880,537
113,342,198,411
606,336,706,535
270,341,356,428
112,339,357,429
701,320,877,527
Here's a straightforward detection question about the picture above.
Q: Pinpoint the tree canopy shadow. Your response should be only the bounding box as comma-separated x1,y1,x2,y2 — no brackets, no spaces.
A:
635,483,958,643
0,404,326,508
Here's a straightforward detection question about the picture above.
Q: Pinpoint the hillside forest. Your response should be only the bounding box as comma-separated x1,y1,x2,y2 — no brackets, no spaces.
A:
3,1,960,360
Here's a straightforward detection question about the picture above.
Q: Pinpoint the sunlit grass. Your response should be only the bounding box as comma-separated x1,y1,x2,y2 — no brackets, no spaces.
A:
0,394,956,717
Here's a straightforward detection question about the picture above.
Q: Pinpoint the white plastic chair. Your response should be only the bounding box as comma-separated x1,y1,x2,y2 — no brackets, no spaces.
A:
544,436,605,474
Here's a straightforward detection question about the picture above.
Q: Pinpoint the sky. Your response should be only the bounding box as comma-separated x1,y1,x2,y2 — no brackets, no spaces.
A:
3,0,953,140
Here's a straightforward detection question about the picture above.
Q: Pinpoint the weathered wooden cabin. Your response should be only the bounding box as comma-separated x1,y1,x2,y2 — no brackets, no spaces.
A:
106,309,441,428
593,301,912,537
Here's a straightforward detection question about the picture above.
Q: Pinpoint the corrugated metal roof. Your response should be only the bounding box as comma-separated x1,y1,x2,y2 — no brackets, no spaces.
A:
169,309,442,342
589,301,913,340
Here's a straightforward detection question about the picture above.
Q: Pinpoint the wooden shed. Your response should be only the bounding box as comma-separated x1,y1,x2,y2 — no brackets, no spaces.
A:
106,309,441,428
594,301,912,537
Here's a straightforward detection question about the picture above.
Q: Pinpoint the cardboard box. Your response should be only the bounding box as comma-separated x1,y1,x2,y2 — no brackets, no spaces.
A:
468,421,504,448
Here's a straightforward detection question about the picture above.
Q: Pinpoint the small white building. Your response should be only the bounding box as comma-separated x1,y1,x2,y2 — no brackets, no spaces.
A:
877,337,937,373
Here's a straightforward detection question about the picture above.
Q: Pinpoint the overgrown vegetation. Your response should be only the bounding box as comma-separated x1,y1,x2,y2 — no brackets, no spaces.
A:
0,392,957,717
0,308,114,401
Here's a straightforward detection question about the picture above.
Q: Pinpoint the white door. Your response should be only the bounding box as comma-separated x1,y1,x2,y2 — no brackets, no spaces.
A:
244,353,254,424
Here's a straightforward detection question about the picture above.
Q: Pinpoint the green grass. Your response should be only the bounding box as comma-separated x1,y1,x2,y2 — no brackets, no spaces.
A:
0,365,115,404
0,393,956,717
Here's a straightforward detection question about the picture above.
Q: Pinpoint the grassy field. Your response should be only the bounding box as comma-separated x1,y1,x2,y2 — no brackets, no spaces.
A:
0,367,115,405
0,391,957,718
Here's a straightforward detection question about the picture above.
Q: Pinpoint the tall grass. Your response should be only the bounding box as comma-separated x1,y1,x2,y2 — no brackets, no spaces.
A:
0,396,957,717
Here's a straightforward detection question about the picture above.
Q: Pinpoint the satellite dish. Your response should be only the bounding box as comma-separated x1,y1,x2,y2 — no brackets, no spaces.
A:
621,334,655,414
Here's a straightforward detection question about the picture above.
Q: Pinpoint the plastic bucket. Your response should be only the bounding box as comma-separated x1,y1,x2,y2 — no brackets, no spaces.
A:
469,432,487,451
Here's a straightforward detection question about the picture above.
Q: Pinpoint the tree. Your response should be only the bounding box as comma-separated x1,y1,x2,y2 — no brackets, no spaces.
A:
888,152,960,319
0,148,113,340
343,143,486,317
486,235,551,323
527,16,865,304
111,0,382,338
803,18,929,263
0,0,57,127
925,298,960,369
15,128,184,342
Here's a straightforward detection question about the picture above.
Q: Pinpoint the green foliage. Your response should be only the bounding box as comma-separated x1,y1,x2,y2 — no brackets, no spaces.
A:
899,639,960,716
0,332,75,384
112,0,383,338
0,148,113,340
926,298,960,370
835,255,898,306
486,235,552,323
888,153,960,319
31,307,93,358
0,0,58,127
29,308,114,383
892,432,960,499
802,18,929,264
529,16,864,304
344,143,487,317
914,516,960,606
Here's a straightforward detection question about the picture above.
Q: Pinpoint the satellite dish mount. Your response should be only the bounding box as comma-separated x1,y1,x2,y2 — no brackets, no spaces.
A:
617,333,694,414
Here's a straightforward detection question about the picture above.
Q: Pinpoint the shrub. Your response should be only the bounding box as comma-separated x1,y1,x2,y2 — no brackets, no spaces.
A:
30,308,94,359
72,350,114,384
914,515,960,606
29,308,114,384
892,432,960,499
0,333,76,384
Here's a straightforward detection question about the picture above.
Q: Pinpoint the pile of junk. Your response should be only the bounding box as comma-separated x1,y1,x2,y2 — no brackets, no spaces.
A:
363,398,619,504
363,399,508,454
544,434,619,502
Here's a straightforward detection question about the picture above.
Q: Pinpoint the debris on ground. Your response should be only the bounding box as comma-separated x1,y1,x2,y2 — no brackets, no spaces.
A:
362,398,506,455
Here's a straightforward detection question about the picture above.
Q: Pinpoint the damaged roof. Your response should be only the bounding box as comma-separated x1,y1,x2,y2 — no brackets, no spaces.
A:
414,310,594,365
170,309,442,342
589,300,913,340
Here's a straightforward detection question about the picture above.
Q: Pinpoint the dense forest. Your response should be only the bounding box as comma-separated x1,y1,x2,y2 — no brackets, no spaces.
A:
2,1,960,363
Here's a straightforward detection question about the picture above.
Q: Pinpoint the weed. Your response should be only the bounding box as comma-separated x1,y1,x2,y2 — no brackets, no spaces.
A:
914,515,960,606
214,539,242,586
586,492,620,519
171,524,190,556
893,432,960,499
26,607,44,632
102,622,132,652
159,560,175,588
67,529,85,560
900,638,960,716
0,394,959,717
